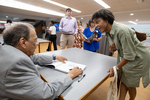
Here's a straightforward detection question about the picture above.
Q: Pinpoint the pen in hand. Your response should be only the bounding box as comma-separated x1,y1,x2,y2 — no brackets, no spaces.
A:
78,74,86,82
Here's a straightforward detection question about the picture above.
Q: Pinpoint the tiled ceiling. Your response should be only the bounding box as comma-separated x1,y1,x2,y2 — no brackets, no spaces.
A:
0,0,150,24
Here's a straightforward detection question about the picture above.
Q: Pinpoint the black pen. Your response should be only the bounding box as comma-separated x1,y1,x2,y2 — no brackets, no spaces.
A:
78,74,86,82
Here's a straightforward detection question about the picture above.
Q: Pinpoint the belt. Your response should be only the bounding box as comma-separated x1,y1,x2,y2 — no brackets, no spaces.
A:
63,34,72,35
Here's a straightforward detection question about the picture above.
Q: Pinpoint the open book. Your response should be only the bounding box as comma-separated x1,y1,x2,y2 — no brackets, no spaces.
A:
81,30,99,43
45,60,86,73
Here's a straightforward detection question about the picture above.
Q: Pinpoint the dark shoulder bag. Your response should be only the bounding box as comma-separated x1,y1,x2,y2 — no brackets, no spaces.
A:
135,31,146,41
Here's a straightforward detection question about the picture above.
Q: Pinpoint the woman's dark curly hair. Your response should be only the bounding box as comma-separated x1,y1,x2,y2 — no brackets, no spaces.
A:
92,8,115,25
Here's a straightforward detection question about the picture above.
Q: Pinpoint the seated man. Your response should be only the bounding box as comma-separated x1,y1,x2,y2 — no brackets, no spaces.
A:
0,22,83,100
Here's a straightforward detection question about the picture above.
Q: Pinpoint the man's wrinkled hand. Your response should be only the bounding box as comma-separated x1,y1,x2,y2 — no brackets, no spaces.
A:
56,55,67,63
67,67,83,79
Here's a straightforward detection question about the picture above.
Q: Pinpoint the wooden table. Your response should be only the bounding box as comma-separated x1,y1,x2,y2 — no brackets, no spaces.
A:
37,38,51,53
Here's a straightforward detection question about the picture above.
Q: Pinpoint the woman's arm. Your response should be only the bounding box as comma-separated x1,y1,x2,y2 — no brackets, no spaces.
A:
84,39,91,43
80,34,85,42
93,36,102,41
108,58,129,77
82,28,91,43
47,30,51,34
97,36,102,41
117,58,129,69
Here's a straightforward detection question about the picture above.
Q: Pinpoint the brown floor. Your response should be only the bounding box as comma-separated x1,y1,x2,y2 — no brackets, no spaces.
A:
35,43,150,100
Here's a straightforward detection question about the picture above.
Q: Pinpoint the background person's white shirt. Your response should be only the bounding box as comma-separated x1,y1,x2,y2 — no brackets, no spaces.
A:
5,23,11,29
49,26,56,35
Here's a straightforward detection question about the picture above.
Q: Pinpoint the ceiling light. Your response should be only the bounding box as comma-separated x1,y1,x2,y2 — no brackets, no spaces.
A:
81,18,83,19
130,13,134,16
43,0,81,13
94,0,110,8
128,21,137,24
0,0,65,17
6,16,8,18
135,19,138,21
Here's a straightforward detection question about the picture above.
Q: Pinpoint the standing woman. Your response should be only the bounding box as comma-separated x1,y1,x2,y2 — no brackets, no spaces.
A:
83,19,102,52
92,8,150,100
42,23,46,39
5,19,12,29
47,21,57,51
73,20,84,48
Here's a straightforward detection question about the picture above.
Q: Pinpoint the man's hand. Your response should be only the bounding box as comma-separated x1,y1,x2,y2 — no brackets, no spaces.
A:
107,68,114,77
109,43,117,52
56,55,67,63
67,67,83,79
72,33,76,37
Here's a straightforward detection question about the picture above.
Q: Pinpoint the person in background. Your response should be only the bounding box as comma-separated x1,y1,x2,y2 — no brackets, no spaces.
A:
5,19,12,29
59,8,78,49
42,23,46,39
73,20,84,48
80,20,84,48
0,22,83,100
80,20,83,27
92,8,150,100
85,23,89,28
83,19,102,52
47,21,57,51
